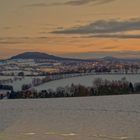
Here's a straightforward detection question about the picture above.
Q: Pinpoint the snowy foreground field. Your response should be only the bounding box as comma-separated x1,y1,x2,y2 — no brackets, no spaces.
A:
0,94,140,140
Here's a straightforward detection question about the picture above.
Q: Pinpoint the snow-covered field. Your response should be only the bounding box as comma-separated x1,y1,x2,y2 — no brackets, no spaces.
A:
0,76,45,91
1,74,140,92
34,74,140,91
0,94,140,140
1,70,38,76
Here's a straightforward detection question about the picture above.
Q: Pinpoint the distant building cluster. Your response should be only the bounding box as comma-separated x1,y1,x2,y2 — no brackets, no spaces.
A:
0,58,140,76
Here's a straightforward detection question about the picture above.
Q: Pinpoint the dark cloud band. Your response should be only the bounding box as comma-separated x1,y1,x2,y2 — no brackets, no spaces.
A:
52,18,140,39
24,0,115,7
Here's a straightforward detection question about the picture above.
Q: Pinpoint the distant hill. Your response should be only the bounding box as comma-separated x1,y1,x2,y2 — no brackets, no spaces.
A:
102,56,119,61
10,52,89,62
10,52,140,62
10,52,64,60
102,56,140,62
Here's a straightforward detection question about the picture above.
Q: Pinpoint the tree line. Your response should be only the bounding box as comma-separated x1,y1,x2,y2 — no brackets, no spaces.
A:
2,77,140,99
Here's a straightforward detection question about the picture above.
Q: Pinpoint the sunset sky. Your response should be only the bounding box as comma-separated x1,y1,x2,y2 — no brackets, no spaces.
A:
0,0,140,59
